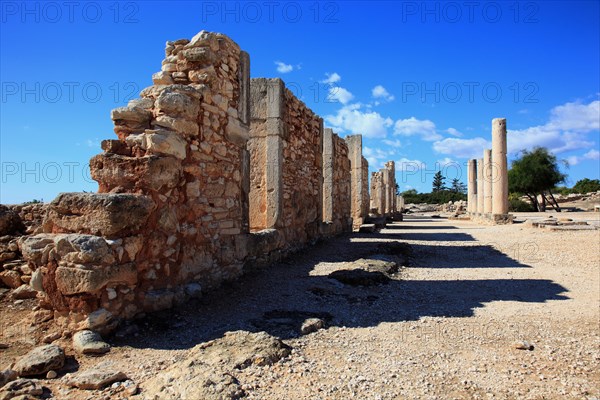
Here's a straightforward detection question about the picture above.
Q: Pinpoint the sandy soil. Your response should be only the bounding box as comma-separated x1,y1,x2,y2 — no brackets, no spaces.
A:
1,214,599,399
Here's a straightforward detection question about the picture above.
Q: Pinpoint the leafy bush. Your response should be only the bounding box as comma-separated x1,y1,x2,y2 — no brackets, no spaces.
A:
572,178,600,194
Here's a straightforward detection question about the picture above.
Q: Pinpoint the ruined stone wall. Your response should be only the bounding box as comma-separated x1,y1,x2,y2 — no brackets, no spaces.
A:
21,31,251,328
249,78,323,249
322,129,351,235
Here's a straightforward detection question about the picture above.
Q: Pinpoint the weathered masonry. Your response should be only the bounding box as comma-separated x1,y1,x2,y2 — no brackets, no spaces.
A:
19,31,382,329
370,161,398,218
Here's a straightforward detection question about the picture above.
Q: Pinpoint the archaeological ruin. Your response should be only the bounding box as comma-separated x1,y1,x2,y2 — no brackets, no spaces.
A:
0,30,510,332
467,118,513,224
0,31,404,331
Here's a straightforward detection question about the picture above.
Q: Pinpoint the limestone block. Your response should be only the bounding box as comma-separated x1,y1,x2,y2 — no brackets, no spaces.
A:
153,115,199,137
90,154,182,192
55,263,137,295
54,234,115,265
156,90,199,120
152,71,174,85
43,193,155,238
144,130,187,160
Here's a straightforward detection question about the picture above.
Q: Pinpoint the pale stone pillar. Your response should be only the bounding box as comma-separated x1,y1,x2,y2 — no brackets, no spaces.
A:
467,159,477,213
483,149,493,214
346,134,366,230
249,78,284,230
322,128,334,222
492,118,509,215
384,161,395,214
476,158,484,214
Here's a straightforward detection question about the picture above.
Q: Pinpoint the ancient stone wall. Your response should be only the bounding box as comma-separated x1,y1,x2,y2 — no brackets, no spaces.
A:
322,129,351,235
249,78,323,248
21,31,251,329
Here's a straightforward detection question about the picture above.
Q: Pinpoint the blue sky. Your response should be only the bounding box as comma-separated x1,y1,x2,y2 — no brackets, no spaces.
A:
1,1,599,203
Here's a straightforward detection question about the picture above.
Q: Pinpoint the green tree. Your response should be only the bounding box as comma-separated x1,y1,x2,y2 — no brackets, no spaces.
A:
450,178,467,194
432,171,446,192
508,147,567,211
572,178,600,194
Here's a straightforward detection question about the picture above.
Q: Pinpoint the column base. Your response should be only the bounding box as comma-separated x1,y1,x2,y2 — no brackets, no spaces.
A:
468,212,513,224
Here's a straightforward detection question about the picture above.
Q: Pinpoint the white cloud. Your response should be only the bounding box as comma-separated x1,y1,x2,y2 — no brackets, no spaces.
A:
564,148,600,166
372,85,395,102
396,157,425,172
446,127,463,137
382,139,402,148
436,157,459,168
394,117,442,141
321,72,341,84
274,61,293,73
432,137,491,159
363,146,394,169
508,100,599,155
584,149,600,160
547,100,600,132
328,86,354,105
325,103,393,139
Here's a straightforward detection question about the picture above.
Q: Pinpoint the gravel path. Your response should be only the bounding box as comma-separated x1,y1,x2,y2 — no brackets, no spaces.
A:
2,214,599,399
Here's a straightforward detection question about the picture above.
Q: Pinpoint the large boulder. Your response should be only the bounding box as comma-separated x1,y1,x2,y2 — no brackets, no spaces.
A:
0,205,24,236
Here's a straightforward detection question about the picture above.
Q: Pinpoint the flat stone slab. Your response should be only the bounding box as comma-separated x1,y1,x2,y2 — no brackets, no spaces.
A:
545,225,598,231
358,224,376,233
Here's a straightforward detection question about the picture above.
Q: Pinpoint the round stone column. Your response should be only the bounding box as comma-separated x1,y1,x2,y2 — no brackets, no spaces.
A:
483,149,493,214
492,118,508,215
476,158,484,214
467,159,477,214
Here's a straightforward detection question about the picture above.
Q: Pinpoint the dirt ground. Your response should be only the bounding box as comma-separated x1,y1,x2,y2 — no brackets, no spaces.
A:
1,213,599,399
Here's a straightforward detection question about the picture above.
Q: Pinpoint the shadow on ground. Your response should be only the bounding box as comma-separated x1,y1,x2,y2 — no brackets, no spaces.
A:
113,218,568,350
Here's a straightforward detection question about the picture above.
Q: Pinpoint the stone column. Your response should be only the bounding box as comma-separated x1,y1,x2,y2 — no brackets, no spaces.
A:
249,78,284,230
492,118,508,215
384,161,396,214
346,134,366,230
467,159,477,214
483,149,493,214
322,128,334,222
476,158,484,214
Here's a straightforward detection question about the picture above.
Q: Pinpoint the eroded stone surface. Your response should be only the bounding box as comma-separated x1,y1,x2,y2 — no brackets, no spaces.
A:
138,331,290,400
13,345,64,377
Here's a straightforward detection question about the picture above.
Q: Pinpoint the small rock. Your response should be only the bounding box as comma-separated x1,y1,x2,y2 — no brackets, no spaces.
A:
46,370,57,379
42,332,61,344
73,330,111,355
0,343,8,349
11,284,37,300
514,340,535,350
13,344,65,377
122,379,138,395
301,318,325,335
66,367,128,390
29,269,43,292
0,270,22,289
0,369,18,388
0,378,43,399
